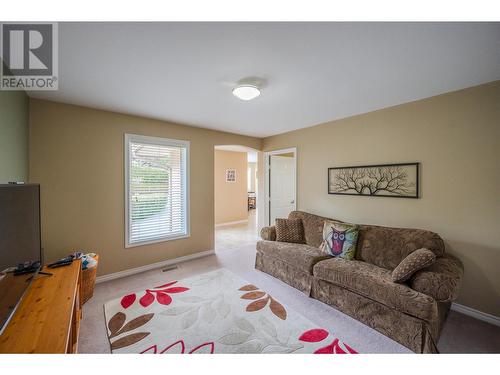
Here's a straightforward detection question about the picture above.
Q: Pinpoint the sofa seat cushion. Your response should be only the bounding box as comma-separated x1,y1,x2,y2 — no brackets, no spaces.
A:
313,258,437,321
256,240,330,274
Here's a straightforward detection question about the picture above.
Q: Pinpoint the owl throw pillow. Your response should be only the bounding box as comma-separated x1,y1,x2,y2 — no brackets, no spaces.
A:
319,220,359,260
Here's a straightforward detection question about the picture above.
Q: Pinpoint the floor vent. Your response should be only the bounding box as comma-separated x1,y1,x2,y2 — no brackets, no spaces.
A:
161,265,178,272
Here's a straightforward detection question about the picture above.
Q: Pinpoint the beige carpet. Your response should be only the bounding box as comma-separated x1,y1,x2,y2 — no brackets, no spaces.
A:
79,213,500,353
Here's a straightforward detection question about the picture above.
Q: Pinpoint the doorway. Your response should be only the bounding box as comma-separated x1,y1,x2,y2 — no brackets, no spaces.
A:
264,147,297,226
213,145,261,251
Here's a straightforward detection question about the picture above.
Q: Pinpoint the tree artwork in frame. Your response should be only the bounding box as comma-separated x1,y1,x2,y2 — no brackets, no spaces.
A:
328,162,419,198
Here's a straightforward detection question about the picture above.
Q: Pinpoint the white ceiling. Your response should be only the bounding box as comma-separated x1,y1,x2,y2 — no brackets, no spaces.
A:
29,22,500,138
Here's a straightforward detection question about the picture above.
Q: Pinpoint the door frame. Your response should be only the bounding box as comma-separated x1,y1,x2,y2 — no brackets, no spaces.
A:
264,147,297,226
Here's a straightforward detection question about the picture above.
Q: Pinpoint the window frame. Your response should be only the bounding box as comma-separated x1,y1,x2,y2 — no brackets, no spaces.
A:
124,133,190,248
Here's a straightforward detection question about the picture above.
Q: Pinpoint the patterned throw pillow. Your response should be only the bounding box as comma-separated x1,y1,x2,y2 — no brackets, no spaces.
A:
391,248,436,283
319,220,359,260
275,218,305,244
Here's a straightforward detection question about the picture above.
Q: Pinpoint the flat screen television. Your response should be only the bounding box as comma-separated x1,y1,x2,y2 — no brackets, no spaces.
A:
0,184,42,335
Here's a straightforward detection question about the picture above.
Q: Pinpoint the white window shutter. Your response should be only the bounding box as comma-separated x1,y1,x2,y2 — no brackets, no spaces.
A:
125,134,189,247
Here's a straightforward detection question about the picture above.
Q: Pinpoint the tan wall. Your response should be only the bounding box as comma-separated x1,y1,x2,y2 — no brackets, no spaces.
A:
214,150,248,225
29,99,261,276
263,81,500,317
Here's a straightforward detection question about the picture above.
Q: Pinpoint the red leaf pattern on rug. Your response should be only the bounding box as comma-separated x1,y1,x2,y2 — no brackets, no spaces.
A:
121,281,189,309
314,338,357,354
189,342,215,354
156,292,173,305
140,292,155,307
344,343,358,354
159,340,185,354
298,328,357,354
154,281,177,289
299,329,329,343
163,287,189,293
140,345,157,354
314,339,340,354
121,294,136,309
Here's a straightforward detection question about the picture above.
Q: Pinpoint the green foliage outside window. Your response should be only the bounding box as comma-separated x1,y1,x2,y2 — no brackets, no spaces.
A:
131,163,170,220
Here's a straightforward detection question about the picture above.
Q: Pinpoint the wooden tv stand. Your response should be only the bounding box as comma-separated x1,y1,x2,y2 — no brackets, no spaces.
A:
0,260,82,353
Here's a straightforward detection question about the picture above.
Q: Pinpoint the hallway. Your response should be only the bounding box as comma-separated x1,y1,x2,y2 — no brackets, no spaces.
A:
215,209,259,251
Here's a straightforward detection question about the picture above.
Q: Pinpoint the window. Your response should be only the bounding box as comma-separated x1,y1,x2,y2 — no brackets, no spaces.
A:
125,134,189,247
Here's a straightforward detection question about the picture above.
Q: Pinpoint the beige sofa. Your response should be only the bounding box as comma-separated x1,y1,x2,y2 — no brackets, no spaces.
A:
255,211,464,353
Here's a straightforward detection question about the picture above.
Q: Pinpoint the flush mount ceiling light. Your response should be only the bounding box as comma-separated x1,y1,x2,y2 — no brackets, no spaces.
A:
232,85,261,101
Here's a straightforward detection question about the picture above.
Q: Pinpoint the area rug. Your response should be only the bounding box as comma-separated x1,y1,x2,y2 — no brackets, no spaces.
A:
104,269,358,354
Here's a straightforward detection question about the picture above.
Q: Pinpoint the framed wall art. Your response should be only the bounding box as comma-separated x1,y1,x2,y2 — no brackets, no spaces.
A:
226,169,236,182
328,162,419,198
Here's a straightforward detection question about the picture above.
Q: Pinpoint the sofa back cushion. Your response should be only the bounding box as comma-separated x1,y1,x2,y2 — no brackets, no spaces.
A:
288,211,337,247
288,211,445,270
355,225,445,270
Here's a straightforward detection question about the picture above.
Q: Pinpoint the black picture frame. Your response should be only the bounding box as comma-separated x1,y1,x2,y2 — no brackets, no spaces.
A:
327,162,419,198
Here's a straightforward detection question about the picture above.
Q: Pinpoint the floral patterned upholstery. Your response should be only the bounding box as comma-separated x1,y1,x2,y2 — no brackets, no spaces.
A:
313,258,437,321
410,254,464,302
256,211,464,353
256,240,329,274
355,225,445,270
260,226,276,241
287,211,445,270
288,211,338,248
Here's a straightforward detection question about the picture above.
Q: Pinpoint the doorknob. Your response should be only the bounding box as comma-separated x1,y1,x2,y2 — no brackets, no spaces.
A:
291,200,295,204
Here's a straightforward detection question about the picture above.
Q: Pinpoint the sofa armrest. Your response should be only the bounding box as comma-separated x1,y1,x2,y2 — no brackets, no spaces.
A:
260,226,276,241
409,254,464,302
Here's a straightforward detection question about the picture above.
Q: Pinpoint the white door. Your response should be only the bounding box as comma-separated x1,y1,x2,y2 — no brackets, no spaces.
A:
269,155,296,224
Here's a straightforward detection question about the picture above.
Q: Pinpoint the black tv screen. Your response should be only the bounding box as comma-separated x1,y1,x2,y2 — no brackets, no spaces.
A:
0,184,41,334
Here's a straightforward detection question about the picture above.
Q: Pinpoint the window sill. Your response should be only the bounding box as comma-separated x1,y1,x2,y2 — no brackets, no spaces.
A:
125,233,191,248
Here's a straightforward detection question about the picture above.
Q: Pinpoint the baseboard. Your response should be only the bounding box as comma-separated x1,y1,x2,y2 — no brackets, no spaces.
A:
215,219,248,227
95,249,215,284
451,302,500,327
